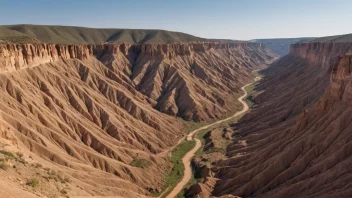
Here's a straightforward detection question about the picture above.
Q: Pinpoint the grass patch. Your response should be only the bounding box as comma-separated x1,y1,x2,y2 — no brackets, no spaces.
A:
33,163,43,168
204,147,226,154
162,74,262,197
244,72,263,109
244,83,256,108
130,159,151,168
0,150,16,158
180,119,209,134
194,129,212,156
154,140,196,197
157,75,262,197
43,169,70,183
26,178,39,187
174,79,261,197
175,170,203,198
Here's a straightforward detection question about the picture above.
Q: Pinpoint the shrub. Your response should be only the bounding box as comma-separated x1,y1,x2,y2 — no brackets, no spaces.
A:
16,152,24,158
18,157,26,164
0,161,10,170
0,150,15,158
57,174,65,183
130,159,151,168
60,189,67,195
64,176,71,183
34,163,42,168
26,178,39,187
49,170,56,176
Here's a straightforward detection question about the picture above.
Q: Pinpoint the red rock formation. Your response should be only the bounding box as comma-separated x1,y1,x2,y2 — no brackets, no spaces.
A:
0,42,277,121
0,41,277,197
290,42,352,69
0,43,94,71
188,42,352,198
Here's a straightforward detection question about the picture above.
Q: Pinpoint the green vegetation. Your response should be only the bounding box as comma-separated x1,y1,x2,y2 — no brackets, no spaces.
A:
0,150,16,158
204,147,226,154
175,129,217,197
158,74,263,197
130,159,151,168
43,169,71,183
17,157,26,164
175,169,203,198
183,120,209,134
244,74,263,109
245,83,256,109
26,178,39,187
195,129,212,156
0,150,26,164
0,150,27,170
174,76,263,197
154,140,196,197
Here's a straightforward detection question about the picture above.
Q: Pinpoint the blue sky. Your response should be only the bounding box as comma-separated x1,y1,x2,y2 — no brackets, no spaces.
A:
0,0,351,40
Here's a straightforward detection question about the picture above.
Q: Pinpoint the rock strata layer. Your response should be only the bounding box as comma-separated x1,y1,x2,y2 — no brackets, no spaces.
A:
188,42,352,198
0,41,277,197
0,42,277,121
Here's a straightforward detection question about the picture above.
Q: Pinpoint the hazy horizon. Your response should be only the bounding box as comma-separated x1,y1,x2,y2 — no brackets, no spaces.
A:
1,0,351,40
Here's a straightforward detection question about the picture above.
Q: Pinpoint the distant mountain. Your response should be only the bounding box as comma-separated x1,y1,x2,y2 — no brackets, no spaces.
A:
0,24,208,44
250,37,315,56
302,33,352,43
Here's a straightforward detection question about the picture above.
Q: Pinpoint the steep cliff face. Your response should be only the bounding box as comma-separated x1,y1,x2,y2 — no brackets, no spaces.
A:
290,42,352,69
0,42,277,121
0,44,93,72
327,53,352,103
132,42,277,121
0,57,181,197
188,42,352,198
0,41,276,197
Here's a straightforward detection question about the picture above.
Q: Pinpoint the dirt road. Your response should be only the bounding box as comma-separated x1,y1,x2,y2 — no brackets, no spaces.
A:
165,82,253,198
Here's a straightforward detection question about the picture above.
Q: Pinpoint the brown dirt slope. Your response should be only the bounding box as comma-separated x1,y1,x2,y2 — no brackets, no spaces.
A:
202,42,352,198
0,42,277,121
0,41,277,197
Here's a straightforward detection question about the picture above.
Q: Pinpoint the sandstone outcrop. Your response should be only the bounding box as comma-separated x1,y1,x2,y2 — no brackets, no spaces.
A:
188,42,352,198
0,41,276,197
0,42,277,121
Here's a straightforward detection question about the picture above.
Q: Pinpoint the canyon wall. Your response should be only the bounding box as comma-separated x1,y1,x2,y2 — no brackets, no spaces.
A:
290,42,352,69
187,42,352,198
0,42,277,121
0,42,267,71
0,41,277,197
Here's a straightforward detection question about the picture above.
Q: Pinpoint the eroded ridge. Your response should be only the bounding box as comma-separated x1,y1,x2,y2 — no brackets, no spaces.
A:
0,41,277,197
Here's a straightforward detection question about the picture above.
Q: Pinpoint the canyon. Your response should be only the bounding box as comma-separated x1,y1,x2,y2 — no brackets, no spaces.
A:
186,38,352,197
0,37,277,198
250,37,315,56
2,24,352,198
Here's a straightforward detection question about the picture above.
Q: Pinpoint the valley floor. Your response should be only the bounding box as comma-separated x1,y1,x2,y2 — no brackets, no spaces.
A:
163,74,260,198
